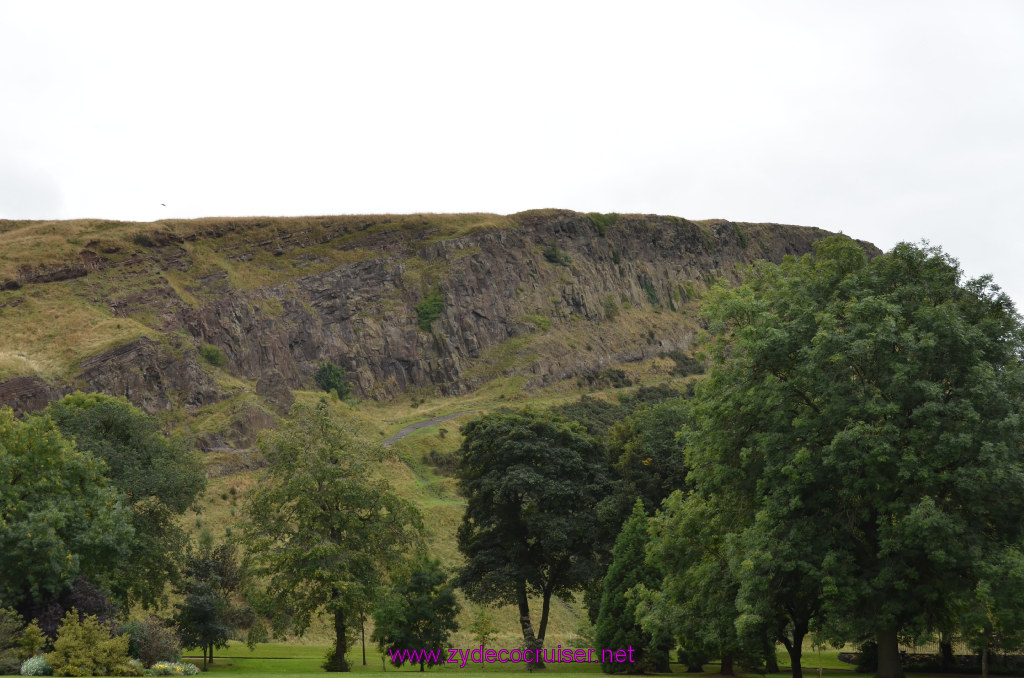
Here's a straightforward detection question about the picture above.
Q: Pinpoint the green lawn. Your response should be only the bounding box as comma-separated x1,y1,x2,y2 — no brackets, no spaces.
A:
177,642,865,678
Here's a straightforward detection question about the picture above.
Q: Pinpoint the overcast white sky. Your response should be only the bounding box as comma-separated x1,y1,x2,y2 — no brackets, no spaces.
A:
2,1,1023,303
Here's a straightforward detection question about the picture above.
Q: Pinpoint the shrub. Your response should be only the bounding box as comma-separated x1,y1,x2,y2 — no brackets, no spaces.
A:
542,243,571,266
148,661,198,676
20,655,52,676
198,344,226,367
120,616,181,668
414,289,444,331
313,362,351,400
603,294,618,320
17,621,47,662
46,610,130,677
423,449,458,476
586,212,618,237
0,656,21,676
660,350,705,377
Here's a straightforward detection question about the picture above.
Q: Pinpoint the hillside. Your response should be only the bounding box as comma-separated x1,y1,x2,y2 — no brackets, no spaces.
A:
0,209,846,422
0,208,872,646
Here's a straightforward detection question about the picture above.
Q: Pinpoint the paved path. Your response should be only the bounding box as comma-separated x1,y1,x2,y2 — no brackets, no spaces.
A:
381,410,477,446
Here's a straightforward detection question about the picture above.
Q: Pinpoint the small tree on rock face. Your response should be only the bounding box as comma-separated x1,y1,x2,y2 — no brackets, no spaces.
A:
372,557,461,671
240,401,423,672
314,362,351,400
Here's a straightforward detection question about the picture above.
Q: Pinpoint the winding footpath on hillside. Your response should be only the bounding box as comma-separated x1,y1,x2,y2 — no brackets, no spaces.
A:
380,410,478,446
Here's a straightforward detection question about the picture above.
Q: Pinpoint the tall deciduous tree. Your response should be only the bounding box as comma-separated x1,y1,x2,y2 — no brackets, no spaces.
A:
43,392,205,609
0,407,132,614
675,237,1024,678
595,499,671,674
455,409,613,667
372,556,460,672
240,401,422,672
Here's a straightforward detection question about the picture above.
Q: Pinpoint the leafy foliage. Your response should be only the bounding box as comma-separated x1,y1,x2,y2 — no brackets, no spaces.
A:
372,557,460,671
313,362,351,400
455,409,614,664
414,289,444,331
45,609,130,677
608,398,690,514
671,237,1024,678
0,407,133,612
120,616,181,668
173,533,242,670
198,344,226,367
542,243,571,266
240,402,422,671
20,654,52,676
42,393,204,610
595,500,671,674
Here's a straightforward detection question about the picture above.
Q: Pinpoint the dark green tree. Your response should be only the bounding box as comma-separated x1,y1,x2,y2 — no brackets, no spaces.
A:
372,556,460,672
174,531,242,670
455,409,614,667
42,392,205,609
595,499,671,674
314,363,351,400
0,407,133,614
608,398,690,514
674,237,1024,678
240,401,422,671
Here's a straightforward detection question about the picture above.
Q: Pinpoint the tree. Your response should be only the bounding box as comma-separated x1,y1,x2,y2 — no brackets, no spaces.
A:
608,398,690,514
638,491,747,676
372,556,460,671
174,531,242,670
43,392,205,610
675,237,1024,678
240,401,422,672
595,499,671,674
455,408,614,667
0,407,133,615
314,363,351,400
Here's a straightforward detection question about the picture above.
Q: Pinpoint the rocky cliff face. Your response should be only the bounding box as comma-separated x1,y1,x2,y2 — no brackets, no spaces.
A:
0,209,860,447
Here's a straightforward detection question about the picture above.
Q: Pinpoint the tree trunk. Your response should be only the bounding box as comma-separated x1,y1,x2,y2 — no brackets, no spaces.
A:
939,634,954,673
325,607,350,672
781,621,807,678
208,643,214,665
533,589,555,669
875,629,904,678
361,616,366,666
516,581,542,669
765,636,780,674
981,646,989,678
720,654,734,676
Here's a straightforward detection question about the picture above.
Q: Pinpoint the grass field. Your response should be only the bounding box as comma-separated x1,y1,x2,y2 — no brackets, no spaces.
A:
169,642,861,678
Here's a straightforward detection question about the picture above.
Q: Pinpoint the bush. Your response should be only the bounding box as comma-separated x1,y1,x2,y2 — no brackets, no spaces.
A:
20,655,52,676
313,362,351,400
147,661,198,676
423,449,458,476
17,621,47,662
542,243,571,266
198,344,226,367
46,610,130,677
414,289,444,331
120,617,181,668
0,656,22,675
